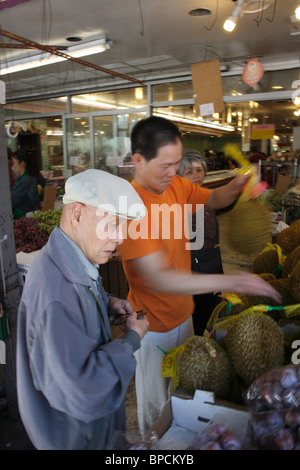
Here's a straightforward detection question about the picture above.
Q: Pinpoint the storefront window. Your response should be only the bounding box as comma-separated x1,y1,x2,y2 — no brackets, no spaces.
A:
153,81,193,102
65,117,92,176
71,87,147,113
94,112,146,178
223,68,300,96
4,97,67,119
6,116,64,184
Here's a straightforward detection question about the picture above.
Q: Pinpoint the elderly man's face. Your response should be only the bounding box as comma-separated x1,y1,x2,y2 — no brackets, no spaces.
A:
76,205,127,265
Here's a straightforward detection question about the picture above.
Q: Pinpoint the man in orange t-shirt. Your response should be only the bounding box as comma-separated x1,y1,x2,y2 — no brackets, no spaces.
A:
119,116,281,438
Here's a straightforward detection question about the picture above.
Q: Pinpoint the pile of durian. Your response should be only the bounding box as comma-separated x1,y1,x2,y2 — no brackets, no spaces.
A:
175,219,300,402
242,218,300,309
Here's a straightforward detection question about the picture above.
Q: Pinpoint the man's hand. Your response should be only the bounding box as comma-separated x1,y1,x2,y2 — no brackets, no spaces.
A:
108,296,149,339
109,296,134,325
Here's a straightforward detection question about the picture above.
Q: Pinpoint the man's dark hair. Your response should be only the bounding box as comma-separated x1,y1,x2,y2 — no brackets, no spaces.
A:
131,116,182,161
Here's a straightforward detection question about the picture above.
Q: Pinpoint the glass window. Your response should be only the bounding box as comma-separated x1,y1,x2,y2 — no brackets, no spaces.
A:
223,68,300,96
4,97,67,119
71,88,147,113
94,112,146,178
153,81,193,102
65,117,92,175
6,117,64,181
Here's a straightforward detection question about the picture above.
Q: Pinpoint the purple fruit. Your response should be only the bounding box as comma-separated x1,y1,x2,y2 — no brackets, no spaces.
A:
279,368,299,389
200,441,222,450
260,428,295,450
221,432,241,450
284,409,300,429
207,423,227,441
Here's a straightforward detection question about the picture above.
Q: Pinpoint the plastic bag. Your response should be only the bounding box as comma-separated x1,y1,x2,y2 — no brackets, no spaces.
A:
187,414,242,450
245,365,300,413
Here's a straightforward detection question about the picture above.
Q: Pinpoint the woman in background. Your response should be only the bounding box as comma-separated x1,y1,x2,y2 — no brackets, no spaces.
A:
178,149,224,335
7,147,16,189
11,149,41,219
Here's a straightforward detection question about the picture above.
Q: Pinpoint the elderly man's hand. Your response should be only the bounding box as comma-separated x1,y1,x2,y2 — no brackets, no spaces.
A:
108,296,149,339
109,296,134,325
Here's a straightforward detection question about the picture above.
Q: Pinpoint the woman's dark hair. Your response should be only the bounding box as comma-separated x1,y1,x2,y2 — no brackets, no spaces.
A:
13,148,39,177
7,147,13,161
131,116,182,161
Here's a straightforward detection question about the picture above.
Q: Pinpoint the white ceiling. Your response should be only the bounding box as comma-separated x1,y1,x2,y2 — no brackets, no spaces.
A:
1,0,300,102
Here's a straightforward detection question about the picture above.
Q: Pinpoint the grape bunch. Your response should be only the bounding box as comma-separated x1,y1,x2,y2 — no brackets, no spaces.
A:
14,217,49,253
32,209,63,234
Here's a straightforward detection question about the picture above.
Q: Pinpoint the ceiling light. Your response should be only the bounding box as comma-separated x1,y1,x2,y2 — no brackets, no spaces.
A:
0,37,112,75
223,0,244,32
296,2,300,20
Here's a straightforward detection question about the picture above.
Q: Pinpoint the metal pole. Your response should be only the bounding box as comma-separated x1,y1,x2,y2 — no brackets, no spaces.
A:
0,103,21,417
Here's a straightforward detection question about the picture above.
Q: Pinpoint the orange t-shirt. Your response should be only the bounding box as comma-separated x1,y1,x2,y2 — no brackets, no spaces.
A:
119,175,211,332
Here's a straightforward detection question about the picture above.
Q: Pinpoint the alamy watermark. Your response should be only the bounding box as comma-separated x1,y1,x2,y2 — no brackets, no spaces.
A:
291,340,300,365
95,197,205,250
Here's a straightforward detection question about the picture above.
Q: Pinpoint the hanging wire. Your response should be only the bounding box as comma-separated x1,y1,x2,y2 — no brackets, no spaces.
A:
138,0,144,36
266,0,277,22
204,0,219,31
253,0,265,26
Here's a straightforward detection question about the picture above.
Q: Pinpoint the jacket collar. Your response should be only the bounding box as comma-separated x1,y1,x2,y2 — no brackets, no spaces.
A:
46,226,96,287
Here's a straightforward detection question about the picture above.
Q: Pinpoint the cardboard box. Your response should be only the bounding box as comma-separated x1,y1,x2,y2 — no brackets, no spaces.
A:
16,250,40,294
147,390,249,450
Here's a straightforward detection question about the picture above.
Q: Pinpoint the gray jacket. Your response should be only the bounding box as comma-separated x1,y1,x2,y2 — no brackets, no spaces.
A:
16,226,139,450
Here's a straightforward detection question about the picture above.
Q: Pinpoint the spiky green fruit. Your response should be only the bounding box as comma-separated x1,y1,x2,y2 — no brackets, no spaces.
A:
223,312,284,386
177,336,232,399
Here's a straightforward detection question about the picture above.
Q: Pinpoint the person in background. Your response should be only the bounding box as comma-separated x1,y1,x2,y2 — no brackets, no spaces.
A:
178,149,223,336
11,148,40,219
119,116,281,439
248,146,266,164
17,169,149,450
7,147,16,189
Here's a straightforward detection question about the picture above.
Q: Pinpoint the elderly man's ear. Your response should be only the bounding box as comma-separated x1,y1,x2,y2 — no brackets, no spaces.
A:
71,203,84,225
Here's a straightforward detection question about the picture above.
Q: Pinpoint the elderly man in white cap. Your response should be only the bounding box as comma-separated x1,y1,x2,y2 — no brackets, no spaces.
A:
16,169,149,450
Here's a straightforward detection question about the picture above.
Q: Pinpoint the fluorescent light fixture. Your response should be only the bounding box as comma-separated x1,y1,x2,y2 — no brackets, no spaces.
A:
223,0,244,32
154,112,235,132
0,37,112,75
55,96,117,110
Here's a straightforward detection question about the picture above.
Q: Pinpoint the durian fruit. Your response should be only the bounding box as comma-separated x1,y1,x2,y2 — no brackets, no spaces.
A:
225,199,271,255
282,245,300,278
222,311,284,386
268,278,293,306
289,219,300,232
239,290,281,309
257,273,277,282
253,249,280,275
288,260,300,303
239,278,290,320
276,227,300,254
218,302,245,319
176,336,232,399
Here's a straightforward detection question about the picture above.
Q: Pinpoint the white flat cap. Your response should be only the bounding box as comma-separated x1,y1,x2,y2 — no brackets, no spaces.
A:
63,169,146,220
